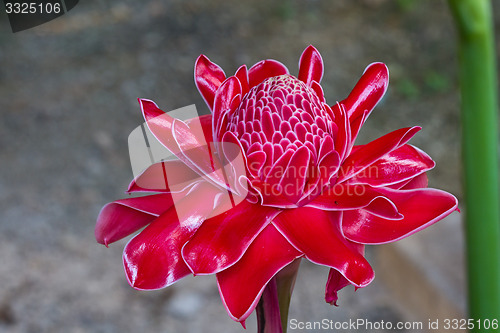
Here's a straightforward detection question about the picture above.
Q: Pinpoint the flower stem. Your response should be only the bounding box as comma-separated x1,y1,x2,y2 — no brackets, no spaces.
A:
275,259,301,333
256,278,282,333
257,259,301,333
449,0,500,326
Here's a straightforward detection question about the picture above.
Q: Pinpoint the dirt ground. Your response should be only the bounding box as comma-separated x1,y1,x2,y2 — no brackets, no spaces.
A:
0,1,498,332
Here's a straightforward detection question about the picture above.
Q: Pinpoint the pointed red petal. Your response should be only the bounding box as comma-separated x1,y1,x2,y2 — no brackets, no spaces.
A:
338,126,421,183
182,201,280,275
342,62,389,122
139,98,177,153
186,113,214,143
194,55,226,111
272,209,374,287
385,171,429,190
347,144,435,187
279,146,311,203
123,183,221,290
235,65,250,95
306,184,402,220
140,100,229,191
325,268,351,306
310,80,325,102
348,109,369,147
216,224,302,322
298,45,324,85
332,103,351,161
401,172,429,189
171,116,230,190
127,160,202,193
325,241,364,305
342,187,458,244
95,193,177,246
213,76,242,141
219,131,251,197
248,59,289,88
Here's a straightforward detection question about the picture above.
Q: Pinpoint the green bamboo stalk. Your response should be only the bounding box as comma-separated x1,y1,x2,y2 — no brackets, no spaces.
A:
448,0,500,327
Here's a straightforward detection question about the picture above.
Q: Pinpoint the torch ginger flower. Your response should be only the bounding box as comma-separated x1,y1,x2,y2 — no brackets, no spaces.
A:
95,46,458,326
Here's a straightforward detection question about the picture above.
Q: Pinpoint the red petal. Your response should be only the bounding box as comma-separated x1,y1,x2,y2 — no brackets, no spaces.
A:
123,183,222,290
172,117,230,190
348,109,369,147
338,126,421,183
182,201,280,275
332,103,351,161
95,193,176,246
140,100,230,192
248,59,289,88
139,98,177,153
194,55,226,111
216,224,302,322
187,114,214,143
401,172,428,189
220,131,251,197
306,184,402,220
342,187,458,244
279,146,311,203
325,268,350,306
235,65,250,96
385,171,429,190
325,242,365,305
310,80,325,102
300,150,340,203
264,149,294,184
139,100,228,188
298,45,324,85
213,76,242,141
342,62,389,122
347,144,435,187
272,208,374,287
127,160,202,193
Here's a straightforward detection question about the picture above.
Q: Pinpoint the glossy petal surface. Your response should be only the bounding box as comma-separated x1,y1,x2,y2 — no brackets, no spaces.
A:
195,55,226,110
306,184,402,220
338,126,421,182
342,62,389,122
298,45,324,85
325,269,350,306
182,200,280,275
96,193,176,246
217,224,302,322
123,183,221,289
213,76,242,141
343,187,458,244
172,117,228,189
141,99,230,190
325,240,364,305
127,160,202,193
248,59,289,88
273,208,374,287
140,98,177,150
347,144,435,187
235,65,250,95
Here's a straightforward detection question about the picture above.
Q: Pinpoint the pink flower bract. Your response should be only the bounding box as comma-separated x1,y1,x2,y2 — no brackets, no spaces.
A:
95,46,458,324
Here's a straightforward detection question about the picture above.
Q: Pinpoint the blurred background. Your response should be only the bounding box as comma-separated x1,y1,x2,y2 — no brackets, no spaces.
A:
0,0,498,332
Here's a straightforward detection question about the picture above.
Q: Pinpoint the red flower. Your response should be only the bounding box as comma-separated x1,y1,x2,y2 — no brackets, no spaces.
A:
95,46,458,324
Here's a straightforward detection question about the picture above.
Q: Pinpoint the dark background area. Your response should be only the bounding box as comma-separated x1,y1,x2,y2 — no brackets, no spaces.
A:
0,1,498,332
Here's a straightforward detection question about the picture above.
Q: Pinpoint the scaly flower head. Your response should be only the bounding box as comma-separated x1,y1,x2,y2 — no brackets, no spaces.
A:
95,46,458,326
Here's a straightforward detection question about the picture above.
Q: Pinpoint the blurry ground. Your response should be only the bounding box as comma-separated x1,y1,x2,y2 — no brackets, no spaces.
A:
0,0,498,332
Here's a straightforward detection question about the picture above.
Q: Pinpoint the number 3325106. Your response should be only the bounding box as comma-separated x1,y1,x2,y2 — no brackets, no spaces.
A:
5,2,61,14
